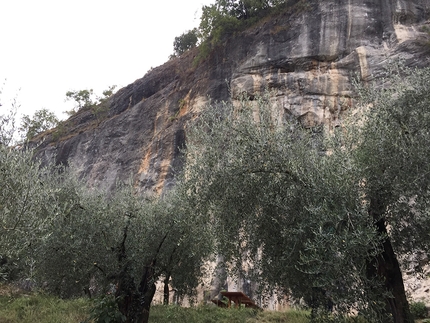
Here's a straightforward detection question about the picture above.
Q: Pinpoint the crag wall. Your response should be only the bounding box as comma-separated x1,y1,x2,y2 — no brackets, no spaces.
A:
33,0,430,304
34,0,430,194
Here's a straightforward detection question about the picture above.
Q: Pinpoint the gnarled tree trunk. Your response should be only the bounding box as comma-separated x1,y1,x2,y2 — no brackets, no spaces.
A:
367,198,413,323
116,264,157,323
114,223,159,323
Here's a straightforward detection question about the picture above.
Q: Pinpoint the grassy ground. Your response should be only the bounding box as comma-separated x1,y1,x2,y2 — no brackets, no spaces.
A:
0,298,311,323
0,295,309,323
0,284,88,323
0,294,89,323
0,287,310,323
0,286,427,323
149,305,310,323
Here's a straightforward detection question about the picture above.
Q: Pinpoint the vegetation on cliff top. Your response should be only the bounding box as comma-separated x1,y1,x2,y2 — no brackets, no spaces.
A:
199,0,304,42
173,0,310,60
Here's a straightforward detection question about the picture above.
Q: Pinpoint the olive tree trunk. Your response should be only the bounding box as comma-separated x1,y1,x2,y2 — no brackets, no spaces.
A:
163,274,171,305
116,264,157,323
367,198,413,323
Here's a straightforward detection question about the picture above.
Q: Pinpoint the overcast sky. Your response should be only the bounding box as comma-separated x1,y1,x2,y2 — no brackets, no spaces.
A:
0,0,214,120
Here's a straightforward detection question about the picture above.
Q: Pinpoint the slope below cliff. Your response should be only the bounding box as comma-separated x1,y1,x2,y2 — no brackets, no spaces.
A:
34,0,430,194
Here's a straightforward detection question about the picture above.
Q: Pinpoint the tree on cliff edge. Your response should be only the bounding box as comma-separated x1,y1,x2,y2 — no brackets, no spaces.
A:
173,29,199,56
198,0,287,44
19,108,59,141
181,65,430,322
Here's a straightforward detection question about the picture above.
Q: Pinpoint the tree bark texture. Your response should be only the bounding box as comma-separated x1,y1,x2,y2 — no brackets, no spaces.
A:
368,198,413,323
163,274,170,305
115,264,156,323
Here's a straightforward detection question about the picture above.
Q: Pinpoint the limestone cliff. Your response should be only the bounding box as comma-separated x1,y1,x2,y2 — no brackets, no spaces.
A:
30,0,430,306
34,0,430,195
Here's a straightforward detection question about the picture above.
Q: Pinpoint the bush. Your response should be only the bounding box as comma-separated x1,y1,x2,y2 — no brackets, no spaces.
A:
89,295,126,323
173,29,199,56
410,301,428,319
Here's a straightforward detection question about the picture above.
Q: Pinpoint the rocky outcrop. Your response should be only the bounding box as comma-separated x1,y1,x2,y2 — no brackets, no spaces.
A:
34,0,430,194
31,0,430,307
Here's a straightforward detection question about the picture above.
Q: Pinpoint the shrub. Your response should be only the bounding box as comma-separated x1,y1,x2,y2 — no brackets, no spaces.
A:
174,29,199,56
410,301,428,319
89,295,126,323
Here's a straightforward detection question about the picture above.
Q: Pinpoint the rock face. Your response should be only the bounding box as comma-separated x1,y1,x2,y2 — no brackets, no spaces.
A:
33,0,430,306
35,0,430,194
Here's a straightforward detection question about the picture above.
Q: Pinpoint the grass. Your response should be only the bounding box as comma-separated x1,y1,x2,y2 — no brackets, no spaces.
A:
0,289,310,323
149,305,312,323
0,295,395,323
0,287,427,323
150,305,257,323
0,294,89,323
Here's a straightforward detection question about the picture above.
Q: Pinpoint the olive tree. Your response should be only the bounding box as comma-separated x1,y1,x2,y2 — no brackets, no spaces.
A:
1,107,213,323
34,179,214,323
0,106,88,283
1,91,212,323
0,145,79,282
352,65,430,322
0,88,19,146
181,65,430,322
1,149,214,323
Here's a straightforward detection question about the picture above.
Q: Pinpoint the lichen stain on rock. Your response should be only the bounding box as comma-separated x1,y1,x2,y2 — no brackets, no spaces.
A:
154,158,175,195
356,46,369,81
138,150,152,176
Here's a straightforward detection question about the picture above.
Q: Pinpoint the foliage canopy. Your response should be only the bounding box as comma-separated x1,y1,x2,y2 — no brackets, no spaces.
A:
172,0,296,58
64,85,116,117
181,65,430,322
0,144,214,323
173,29,199,56
19,108,59,141
0,113,213,323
